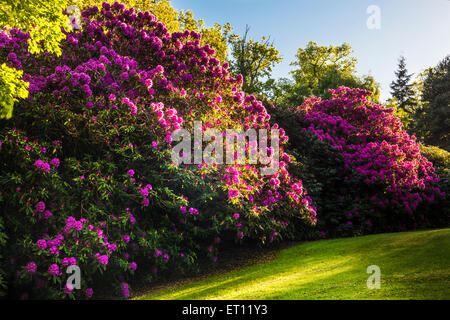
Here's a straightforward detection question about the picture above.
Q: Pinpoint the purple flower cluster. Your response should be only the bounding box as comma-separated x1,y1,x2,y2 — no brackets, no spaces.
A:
35,201,45,213
26,262,37,274
120,282,130,298
97,254,109,266
65,216,83,232
61,257,77,267
48,264,61,276
85,288,94,299
34,160,50,173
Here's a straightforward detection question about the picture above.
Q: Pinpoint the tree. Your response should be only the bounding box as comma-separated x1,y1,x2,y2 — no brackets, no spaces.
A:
412,55,450,150
270,41,379,107
0,0,72,118
291,41,356,92
388,70,427,130
263,77,294,106
390,56,416,114
228,25,282,95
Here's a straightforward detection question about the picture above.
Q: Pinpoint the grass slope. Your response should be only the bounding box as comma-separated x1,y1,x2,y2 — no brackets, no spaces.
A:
137,229,450,300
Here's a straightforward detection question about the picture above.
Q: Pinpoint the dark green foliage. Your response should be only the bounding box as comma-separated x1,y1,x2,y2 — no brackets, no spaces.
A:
390,56,416,114
412,56,450,151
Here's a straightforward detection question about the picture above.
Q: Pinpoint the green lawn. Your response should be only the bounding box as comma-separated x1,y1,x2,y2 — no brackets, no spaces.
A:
137,229,450,300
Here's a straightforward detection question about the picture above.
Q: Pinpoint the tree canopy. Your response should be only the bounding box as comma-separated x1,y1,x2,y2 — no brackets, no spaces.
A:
267,41,380,107
412,55,450,150
228,25,282,95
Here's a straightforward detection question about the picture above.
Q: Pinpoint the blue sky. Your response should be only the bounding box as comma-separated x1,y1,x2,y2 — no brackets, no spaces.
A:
171,0,450,102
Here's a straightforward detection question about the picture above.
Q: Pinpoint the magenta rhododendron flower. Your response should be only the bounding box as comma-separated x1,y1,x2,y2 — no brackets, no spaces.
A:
61,258,70,267
33,159,51,172
42,210,53,220
26,262,37,274
48,264,60,276
228,189,239,199
129,213,136,224
49,246,59,256
36,239,47,250
188,208,198,215
64,284,73,294
139,188,149,197
85,288,94,299
50,158,60,167
35,201,45,213
34,160,44,169
121,234,130,243
154,249,162,258
65,216,83,231
120,282,130,298
97,255,109,266
42,163,51,172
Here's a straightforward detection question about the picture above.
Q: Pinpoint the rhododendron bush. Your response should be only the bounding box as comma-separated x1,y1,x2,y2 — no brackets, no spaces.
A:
275,87,446,237
0,3,316,299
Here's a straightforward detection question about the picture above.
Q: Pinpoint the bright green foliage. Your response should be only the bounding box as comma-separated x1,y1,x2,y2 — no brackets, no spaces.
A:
271,41,380,107
141,0,180,33
228,25,282,95
388,97,410,128
0,63,29,119
291,41,356,90
0,0,71,56
198,23,231,63
137,229,450,300
419,144,450,177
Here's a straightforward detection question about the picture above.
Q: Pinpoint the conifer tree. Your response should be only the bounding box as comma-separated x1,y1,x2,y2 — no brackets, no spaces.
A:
390,56,416,113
